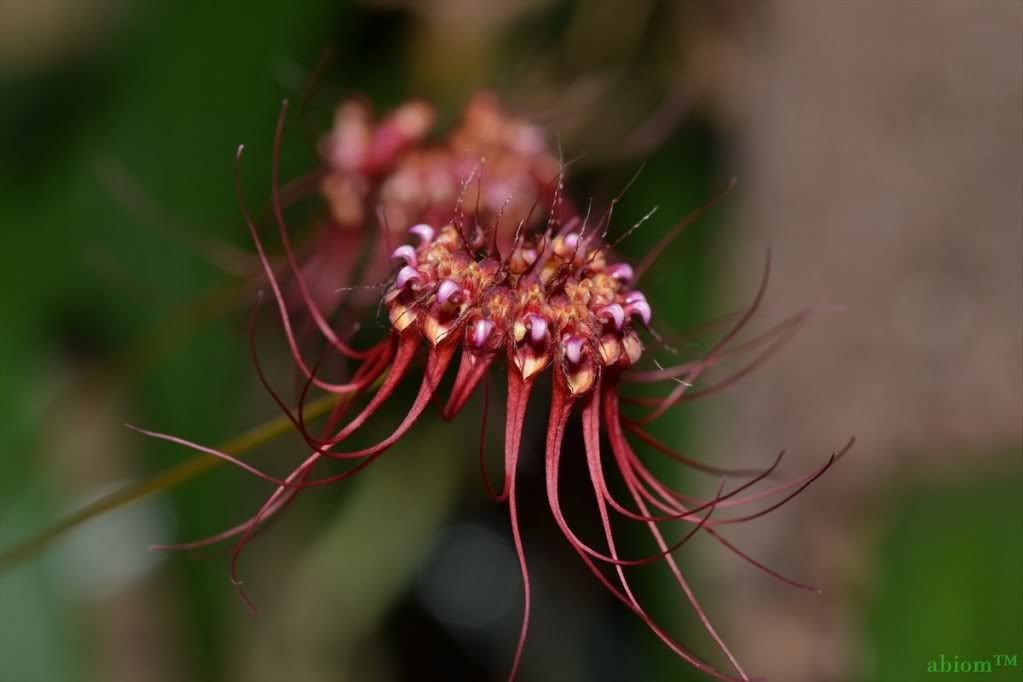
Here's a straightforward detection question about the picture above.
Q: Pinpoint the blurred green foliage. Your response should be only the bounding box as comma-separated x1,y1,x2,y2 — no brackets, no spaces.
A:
865,465,1023,682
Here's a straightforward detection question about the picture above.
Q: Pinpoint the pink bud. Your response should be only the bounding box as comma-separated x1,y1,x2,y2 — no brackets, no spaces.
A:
607,263,633,282
437,279,462,305
409,223,435,245
395,265,422,289
598,303,625,330
625,300,652,326
525,314,548,345
391,245,417,266
471,319,495,348
624,290,646,305
564,336,585,365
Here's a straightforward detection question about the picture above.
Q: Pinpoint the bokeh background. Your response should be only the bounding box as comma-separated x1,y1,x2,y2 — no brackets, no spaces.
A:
1,2,1020,682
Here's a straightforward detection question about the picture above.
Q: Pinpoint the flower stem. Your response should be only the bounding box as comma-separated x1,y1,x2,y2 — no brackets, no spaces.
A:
0,391,342,573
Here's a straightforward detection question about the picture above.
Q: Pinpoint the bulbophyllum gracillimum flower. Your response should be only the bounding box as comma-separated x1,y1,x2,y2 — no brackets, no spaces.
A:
135,97,852,682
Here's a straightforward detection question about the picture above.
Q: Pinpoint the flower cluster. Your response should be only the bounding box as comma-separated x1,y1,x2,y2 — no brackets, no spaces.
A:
138,95,850,682
320,93,563,236
284,93,567,324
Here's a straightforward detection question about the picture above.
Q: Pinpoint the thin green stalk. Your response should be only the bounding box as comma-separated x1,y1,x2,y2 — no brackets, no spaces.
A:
0,391,340,573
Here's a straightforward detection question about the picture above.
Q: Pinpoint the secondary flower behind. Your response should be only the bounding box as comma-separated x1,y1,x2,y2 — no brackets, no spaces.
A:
135,95,851,682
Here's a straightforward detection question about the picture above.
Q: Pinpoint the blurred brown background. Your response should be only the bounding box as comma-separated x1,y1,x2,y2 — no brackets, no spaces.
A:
699,3,1023,681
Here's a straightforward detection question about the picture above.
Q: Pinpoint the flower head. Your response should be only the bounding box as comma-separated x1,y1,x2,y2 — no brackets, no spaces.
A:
383,219,645,399
138,95,851,682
